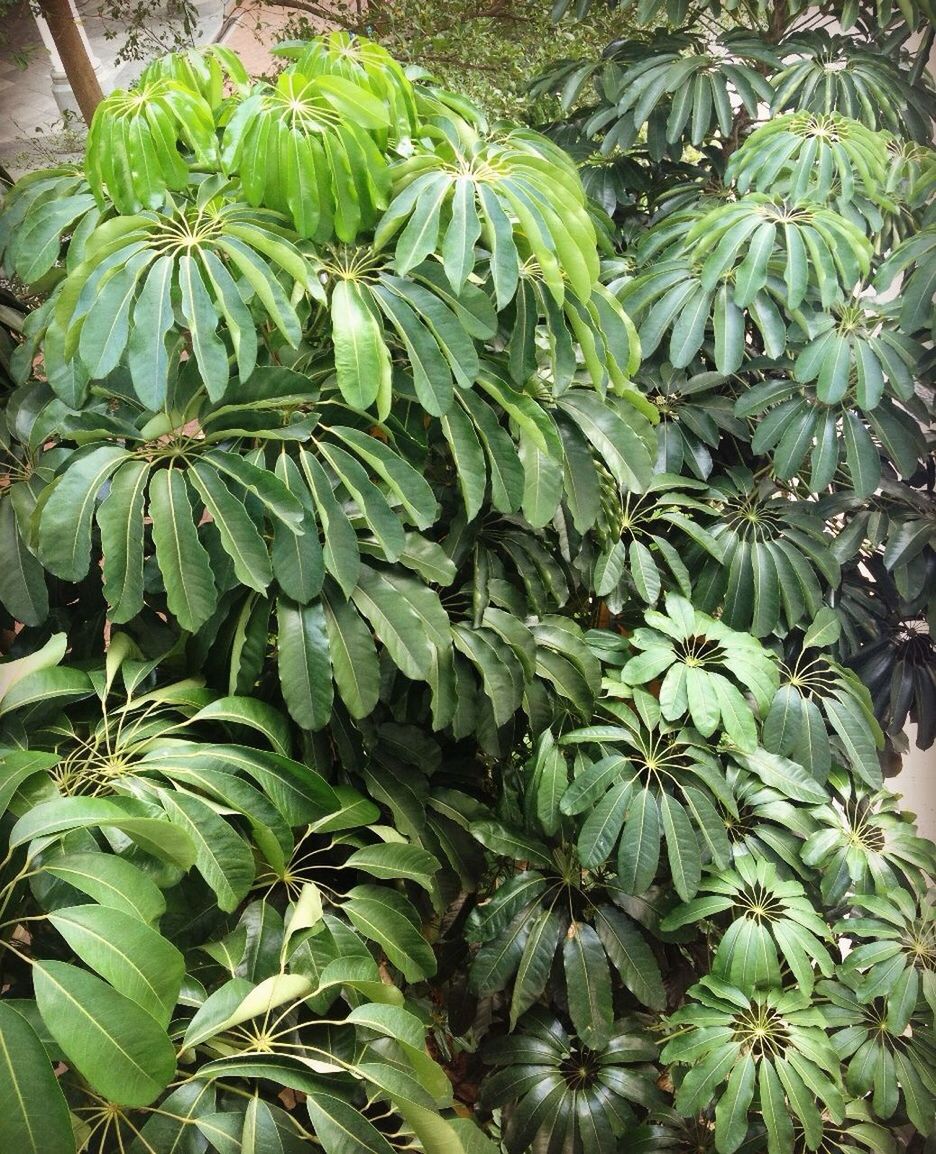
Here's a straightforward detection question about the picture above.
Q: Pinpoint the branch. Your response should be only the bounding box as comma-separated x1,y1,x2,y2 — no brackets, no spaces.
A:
264,0,358,27
910,23,935,87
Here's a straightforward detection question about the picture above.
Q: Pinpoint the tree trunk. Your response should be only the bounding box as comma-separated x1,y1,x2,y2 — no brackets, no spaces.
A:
37,0,104,124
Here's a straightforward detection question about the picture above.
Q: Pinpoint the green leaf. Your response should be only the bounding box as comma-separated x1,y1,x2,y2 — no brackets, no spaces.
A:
190,461,273,593
617,789,660,896
0,751,57,816
373,284,453,416
471,909,533,996
44,851,166,924
776,1057,826,1143
33,960,176,1107
158,788,255,912
97,459,150,623
714,1050,755,1154
188,695,291,756
47,904,184,1027
0,1001,75,1154
216,235,302,345
686,665,721,736
192,973,313,1047
758,1060,794,1154
660,895,734,932
842,410,881,499
149,467,218,632
660,792,702,901
558,392,652,492
629,539,661,603
272,453,324,604
706,673,756,753
320,441,406,561
674,1042,739,1116
0,489,49,627
824,692,882,788
331,280,390,413
459,391,524,513
345,843,440,892
443,176,482,294
670,285,713,368
393,178,448,276
441,404,487,521
127,254,175,408
0,666,93,717
177,252,229,398
563,921,613,1049
735,748,827,804
322,588,380,718
78,250,154,379
352,565,432,681
470,821,552,868
530,737,565,835
331,427,437,529
0,498,48,626
300,449,361,598
713,283,745,375
315,73,391,128
277,597,333,731
306,1090,396,1154
578,780,632,868
196,1111,242,1154
453,624,523,728
802,606,841,650
593,904,665,1010
520,438,563,528
38,445,128,581
733,221,776,307
10,796,196,868
510,907,563,1029
344,885,437,981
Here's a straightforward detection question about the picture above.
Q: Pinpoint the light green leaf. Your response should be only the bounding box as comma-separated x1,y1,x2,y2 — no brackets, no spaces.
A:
331,280,390,413
33,960,176,1107
44,851,166,924
47,904,184,1027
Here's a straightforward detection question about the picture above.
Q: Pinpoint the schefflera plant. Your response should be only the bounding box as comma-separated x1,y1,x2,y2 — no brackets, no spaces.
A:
0,30,651,741
1,17,934,1154
0,29,656,1154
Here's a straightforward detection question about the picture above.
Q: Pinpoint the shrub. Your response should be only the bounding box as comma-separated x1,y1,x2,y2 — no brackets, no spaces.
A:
0,10,933,1154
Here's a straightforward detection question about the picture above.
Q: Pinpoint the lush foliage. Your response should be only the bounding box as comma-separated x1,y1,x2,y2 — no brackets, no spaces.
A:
0,7,933,1154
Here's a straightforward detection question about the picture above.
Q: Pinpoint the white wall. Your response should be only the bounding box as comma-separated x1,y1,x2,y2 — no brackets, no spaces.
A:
891,726,936,840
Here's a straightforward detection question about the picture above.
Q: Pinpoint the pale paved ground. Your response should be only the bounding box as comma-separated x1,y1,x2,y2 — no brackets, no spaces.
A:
220,0,320,75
